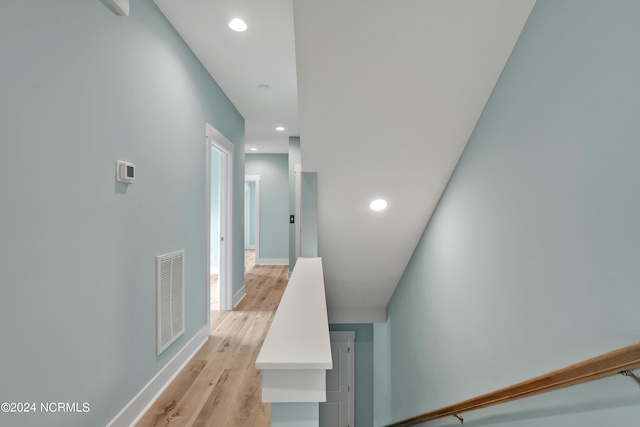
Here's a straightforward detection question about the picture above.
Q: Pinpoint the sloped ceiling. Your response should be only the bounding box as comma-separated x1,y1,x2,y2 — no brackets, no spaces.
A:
293,0,536,322
153,0,537,323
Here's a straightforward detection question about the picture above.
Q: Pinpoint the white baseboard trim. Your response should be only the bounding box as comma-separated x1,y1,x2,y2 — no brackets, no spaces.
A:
233,285,246,308
328,306,387,324
255,258,289,266
106,325,209,427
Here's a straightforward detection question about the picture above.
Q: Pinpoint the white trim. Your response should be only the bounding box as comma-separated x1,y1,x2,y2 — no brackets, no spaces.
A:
327,331,355,427
329,331,355,341
294,164,302,262
233,285,246,308
244,183,251,249
327,306,387,323
256,258,289,266
206,123,234,320
256,258,332,404
106,325,209,427
245,175,260,264
262,369,327,403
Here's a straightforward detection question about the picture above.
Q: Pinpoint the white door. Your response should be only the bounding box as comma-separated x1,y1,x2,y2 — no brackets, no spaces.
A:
320,331,355,427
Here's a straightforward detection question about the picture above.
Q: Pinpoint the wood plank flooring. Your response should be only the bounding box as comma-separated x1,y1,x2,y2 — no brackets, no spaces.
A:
244,249,255,271
137,262,288,427
210,250,256,312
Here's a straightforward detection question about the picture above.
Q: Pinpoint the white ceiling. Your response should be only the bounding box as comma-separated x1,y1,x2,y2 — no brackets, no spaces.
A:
154,0,298,154
294,0,536,322
154,0,537,322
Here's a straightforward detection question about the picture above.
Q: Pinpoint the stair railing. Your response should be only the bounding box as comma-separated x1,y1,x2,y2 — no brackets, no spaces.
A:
386,342,640,427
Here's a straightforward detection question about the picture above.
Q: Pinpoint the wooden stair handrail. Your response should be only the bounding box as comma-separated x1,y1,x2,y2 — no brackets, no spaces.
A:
386,342,640,427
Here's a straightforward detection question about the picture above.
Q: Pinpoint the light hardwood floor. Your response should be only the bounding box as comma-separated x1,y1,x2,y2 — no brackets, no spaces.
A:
210,273,220,312
244,249,255,271
210,250,256,312
137,260,287,427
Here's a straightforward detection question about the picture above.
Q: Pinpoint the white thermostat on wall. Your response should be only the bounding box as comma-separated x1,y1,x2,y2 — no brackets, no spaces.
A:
116,160,135,183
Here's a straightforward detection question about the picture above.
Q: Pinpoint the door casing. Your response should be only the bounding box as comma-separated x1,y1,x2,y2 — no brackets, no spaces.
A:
205,123,234,317
320,331,355,427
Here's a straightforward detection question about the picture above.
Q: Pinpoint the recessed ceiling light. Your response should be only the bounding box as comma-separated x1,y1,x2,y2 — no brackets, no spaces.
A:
370,199,387,211
276,126,285,131
250,147,258,151
227,18,247,32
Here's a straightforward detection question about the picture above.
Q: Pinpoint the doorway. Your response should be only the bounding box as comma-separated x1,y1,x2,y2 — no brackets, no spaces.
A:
206,123,234,320
244,175,260,270
320,331,355,427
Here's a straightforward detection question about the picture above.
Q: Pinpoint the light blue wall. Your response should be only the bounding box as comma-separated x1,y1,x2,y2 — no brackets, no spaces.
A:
246,154,289,260
329,324,374,427
272,403,319,427
374,1,640,426
0,1,244,426
289,137,302,271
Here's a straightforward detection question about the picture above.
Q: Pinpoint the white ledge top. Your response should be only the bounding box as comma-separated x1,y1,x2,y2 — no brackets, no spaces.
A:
256,257,332,371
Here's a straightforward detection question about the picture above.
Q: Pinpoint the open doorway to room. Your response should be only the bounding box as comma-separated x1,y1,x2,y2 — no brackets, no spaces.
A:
244,175,260,272
206,124,234,320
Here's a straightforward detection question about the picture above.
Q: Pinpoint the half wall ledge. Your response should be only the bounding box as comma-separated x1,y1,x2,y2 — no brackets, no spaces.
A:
256,257,332,403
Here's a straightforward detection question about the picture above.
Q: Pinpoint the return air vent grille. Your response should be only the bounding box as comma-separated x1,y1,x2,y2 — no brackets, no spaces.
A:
156,250,185,355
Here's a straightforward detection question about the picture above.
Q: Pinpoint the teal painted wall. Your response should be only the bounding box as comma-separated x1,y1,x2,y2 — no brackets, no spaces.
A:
0,1,244,426
272,403,319,427
374,1,640,426
246,154,289,260
289,137,302,271
329,324,374,427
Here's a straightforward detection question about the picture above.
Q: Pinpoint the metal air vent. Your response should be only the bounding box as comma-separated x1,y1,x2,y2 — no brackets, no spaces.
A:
156,250,185,355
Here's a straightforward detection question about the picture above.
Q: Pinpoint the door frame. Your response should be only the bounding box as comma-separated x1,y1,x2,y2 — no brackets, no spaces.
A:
294,164,302,262
322,331,355,427
205,123,234,318
245,175,260,263
244,183,251,249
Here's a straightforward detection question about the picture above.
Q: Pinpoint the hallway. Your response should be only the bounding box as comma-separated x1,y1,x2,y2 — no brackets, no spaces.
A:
137,263,288,427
